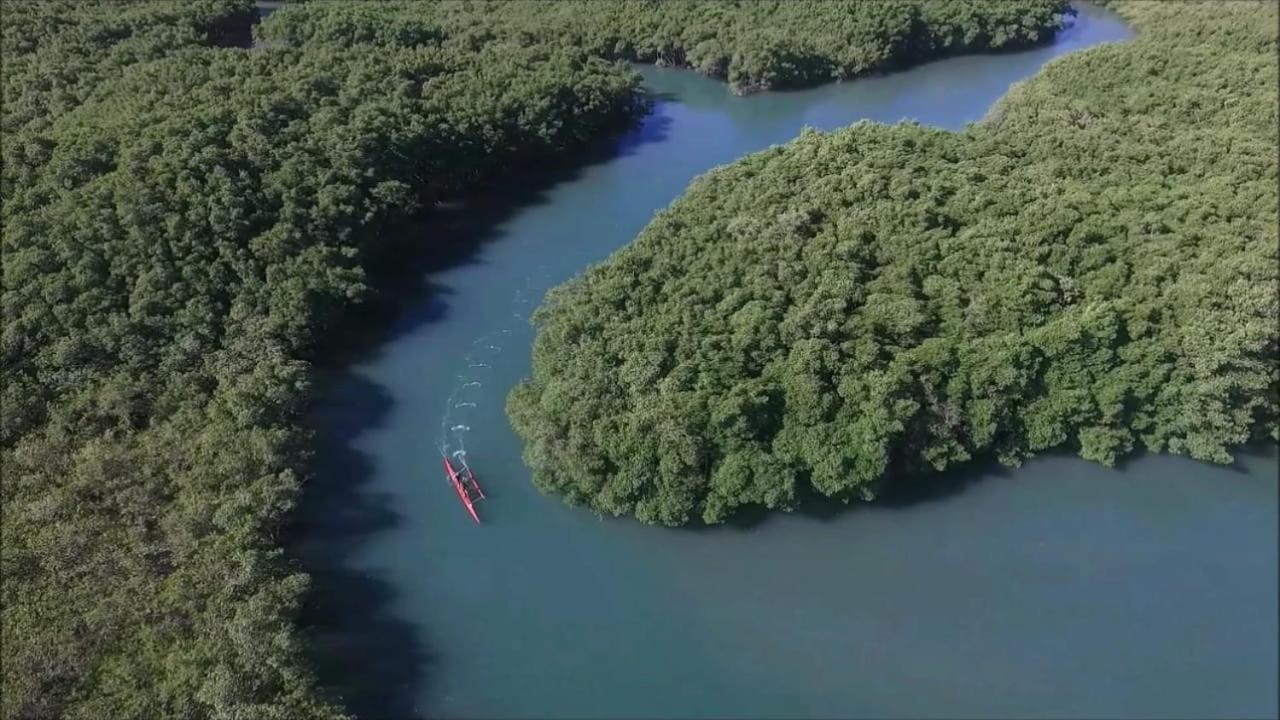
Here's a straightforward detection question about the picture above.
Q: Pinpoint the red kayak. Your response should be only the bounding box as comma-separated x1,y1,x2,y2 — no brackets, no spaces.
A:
443,455,485,523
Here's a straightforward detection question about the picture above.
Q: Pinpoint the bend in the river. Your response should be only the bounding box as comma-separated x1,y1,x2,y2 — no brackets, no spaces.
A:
293,5,1278,718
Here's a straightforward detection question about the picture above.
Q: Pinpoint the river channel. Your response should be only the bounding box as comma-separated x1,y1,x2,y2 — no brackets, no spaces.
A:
293,5,1278,717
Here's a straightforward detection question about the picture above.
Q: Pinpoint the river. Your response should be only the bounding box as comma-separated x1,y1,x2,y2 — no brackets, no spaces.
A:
293,4,1278,718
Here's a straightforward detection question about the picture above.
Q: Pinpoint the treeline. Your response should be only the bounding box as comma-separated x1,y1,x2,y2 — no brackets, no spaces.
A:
1,1,1088,717
261,0,1070,93
508,1,1279,525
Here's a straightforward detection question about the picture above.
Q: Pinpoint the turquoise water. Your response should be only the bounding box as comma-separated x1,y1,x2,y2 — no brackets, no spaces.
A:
295,5,1278,718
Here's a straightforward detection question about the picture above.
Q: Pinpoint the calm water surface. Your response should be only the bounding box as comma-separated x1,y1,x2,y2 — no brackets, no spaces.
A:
295,5,1278,718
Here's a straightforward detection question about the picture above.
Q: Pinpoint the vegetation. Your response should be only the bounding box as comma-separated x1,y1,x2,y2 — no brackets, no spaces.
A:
2,1,1073,717
262,0,1071,93
509,1,1279,525
1,2,638,717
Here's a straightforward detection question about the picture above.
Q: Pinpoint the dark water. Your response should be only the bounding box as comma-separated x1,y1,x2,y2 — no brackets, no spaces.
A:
295,5,1278,718
255,1,284,20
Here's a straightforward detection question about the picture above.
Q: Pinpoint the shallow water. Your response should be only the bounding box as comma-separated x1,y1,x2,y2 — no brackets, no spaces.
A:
294,5,1278,718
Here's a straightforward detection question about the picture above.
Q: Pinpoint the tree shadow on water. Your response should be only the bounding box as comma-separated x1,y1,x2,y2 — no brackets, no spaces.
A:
871,457,1013,509
695,454,1015,534
1110,438,1279,475
314,104,673,371
288,372,434,719
697,437,1280,535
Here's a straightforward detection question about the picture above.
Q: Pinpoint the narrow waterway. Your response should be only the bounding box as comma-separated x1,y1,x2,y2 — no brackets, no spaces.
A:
294,5,1278,718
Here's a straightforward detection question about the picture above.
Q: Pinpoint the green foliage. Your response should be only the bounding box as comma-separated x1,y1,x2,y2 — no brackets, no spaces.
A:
3,2,639,718
509,1,1280,525
0,0,1132,716
257,0,1070,93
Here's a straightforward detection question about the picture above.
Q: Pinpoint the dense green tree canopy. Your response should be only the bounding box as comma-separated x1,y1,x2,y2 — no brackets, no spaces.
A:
2,1,1068,717
260,0,1070,93
509,1,1279,525
2,2,639,717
